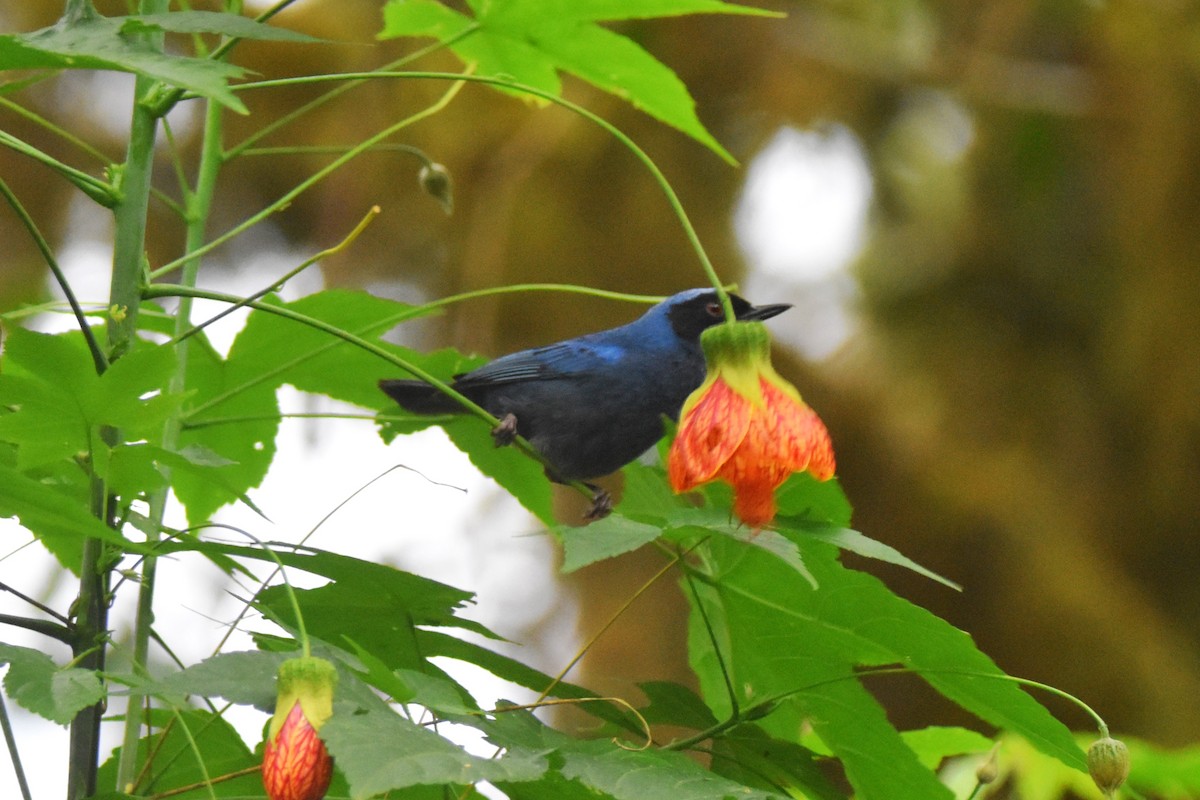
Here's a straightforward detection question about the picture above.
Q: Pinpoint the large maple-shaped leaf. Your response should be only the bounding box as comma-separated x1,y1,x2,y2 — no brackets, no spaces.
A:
380,0,777,163
687,536,1087,800
0,8,317,113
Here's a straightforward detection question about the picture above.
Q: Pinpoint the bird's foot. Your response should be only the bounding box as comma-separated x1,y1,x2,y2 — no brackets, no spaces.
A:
491,413,518,447
584,485,613,521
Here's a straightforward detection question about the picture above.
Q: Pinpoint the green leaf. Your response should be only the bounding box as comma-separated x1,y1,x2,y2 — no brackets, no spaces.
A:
710,725,846,800
122,11,321,42
0,11,248,113
687,537,1087,800
901,725,994,771
784,524,961,591
156,650,289,710
321,704,546,798
636,680,718,730
0,462,143,571
442,415,555,524
96,708,260,800
559,514,663,572
175,332,279,524
0,643,104,725
380,0,777,163
487,709,788,800
417,630,643,735
226,290,441,410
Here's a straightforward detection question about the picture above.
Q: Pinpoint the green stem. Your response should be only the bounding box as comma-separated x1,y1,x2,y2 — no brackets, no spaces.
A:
0,130,119,207
0,692,33,800
141,283,594,501
84,5,168,798
225,70,734,318
0,96,111,164
67,508,110,800
0,177,107,373
148,78,466,279
171,205,379,345
664,664,1108,753
115,90,226,792
223,24,480,161
108,78,165,354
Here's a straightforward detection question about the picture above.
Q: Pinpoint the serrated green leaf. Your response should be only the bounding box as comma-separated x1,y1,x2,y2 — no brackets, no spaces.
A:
122,11,321,42
322,704,546,798
558,514,663,572
901,725,994,770
0,11,248,113
226,290,440,409
380,0,776,162
711,725,846,800
0,643,104,725
687,536,1087,800
175,332,278,524
96,708,260,800
637,680,718,729
487,709,788,800
0,462,143,571
783,524,961,591
442,415,555,523
156,650,288,710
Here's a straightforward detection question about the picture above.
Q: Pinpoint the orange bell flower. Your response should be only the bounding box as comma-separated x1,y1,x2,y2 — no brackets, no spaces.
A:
262,656,337,800
668,320,835,527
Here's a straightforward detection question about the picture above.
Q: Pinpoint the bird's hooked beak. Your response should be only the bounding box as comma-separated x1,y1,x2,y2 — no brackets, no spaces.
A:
737,302,791,322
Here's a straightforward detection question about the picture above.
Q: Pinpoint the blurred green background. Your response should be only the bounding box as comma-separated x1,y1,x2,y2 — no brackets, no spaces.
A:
3,0,1198,757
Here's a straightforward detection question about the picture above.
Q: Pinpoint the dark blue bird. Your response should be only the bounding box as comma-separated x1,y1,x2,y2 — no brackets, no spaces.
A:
380,289,789,513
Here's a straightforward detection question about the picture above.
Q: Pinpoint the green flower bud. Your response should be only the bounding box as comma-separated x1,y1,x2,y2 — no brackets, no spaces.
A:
418,162,453,214
1087,736,1130,798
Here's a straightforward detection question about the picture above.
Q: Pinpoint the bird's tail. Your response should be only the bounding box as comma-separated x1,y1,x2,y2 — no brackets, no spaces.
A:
379,379,461,414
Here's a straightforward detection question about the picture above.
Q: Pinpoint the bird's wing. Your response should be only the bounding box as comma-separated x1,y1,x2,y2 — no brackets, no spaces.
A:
455,338,626,388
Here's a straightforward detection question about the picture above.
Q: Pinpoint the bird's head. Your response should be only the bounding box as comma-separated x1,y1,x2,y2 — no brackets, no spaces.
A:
661,288,791,341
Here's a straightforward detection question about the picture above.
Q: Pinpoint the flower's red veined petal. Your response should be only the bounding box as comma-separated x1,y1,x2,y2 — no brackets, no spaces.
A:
668,377,752,490
262,701,334,800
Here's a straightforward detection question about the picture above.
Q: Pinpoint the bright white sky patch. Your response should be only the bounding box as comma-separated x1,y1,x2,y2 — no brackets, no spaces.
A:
735,124,873,284
734,124,874,361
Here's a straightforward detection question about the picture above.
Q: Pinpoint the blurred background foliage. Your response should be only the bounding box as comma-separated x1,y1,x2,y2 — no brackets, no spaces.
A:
3,0,1199,764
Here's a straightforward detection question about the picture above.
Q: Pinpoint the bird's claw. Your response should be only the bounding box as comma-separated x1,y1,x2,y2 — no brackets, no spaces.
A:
491,413,518,447
584,487,613,521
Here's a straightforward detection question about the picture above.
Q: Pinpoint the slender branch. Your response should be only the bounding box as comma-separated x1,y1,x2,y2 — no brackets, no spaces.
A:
535,548,688,705
0,95,111,164
0,578,71,624
172,204,380,344
224,70,734,317
0,177,107,374
146,764,261,800
0,130,119,207
148,77,467,279
117,84,226,791
182,411,453,430
223,24,481,160
0,692,34,800
141,283,597,501
0,612,74,644
684,563,740,719
663,664,1109,753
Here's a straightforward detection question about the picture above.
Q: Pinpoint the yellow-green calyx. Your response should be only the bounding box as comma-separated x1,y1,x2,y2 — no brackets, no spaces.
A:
269,656,337,739
695,321,798,409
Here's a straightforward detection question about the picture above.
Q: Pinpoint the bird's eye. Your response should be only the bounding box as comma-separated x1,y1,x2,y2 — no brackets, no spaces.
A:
705,302,722,317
